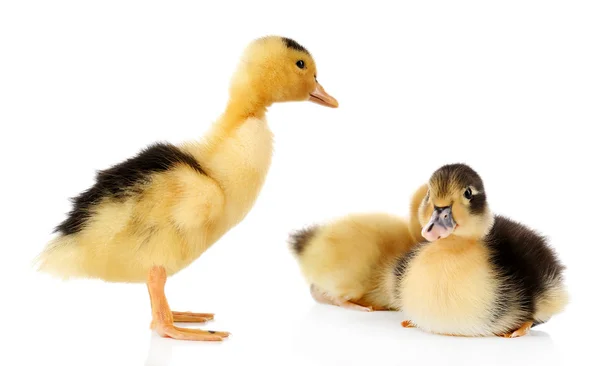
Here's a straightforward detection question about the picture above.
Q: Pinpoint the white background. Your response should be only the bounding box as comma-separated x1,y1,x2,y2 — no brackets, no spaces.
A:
1,1,599,365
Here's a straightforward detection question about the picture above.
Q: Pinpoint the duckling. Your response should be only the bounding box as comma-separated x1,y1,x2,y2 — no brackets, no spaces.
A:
394,163,568,337
288,184,428,311
35,36,338,341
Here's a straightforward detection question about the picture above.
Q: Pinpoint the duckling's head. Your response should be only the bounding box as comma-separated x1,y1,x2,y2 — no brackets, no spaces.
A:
229,36,338,109
418,163,494,242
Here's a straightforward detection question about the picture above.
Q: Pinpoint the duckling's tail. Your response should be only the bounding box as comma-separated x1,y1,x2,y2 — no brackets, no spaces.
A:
288,225,319,257
33,235,88,280
533,279,570,324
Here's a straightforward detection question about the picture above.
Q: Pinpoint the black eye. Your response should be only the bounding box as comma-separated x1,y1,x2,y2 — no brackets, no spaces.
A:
464,187,473,200
296,60,305,69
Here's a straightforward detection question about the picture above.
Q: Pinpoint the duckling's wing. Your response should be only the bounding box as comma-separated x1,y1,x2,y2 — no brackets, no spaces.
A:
35,142,216,282
54,142,206,236
484,215,567,325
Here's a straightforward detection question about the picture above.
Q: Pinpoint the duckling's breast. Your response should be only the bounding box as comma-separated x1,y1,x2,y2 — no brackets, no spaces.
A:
399,239,499,336
208,116,274,227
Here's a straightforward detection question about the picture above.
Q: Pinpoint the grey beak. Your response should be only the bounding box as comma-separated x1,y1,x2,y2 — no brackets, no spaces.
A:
421,206,456,242
430,206,455,231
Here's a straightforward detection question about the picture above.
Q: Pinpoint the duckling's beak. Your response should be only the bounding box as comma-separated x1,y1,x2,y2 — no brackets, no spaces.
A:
421,206,456,242
309,83,338,108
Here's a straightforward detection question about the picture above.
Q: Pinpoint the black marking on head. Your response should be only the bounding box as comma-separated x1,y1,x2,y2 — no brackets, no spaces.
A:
430,163,484,196
208,330,216,334
288,225,318,256
469,191,487,215
282,37,310,55
54,142,205,235
430,163,487,215
484,215,566,326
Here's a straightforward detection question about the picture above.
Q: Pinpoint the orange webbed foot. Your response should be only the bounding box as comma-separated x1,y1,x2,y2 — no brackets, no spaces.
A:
154,323,230,341
147,266,229,341
310,285,373,312
172,311,214,323
499,321,533,338
401,320,416,328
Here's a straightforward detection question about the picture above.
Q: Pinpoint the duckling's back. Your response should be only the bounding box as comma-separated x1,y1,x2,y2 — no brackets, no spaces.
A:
483,215,569,325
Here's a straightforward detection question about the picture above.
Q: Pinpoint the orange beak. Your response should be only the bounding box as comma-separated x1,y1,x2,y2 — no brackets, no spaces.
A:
309,83,339,108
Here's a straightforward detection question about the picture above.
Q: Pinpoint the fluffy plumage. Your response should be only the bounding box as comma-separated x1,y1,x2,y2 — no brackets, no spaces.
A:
282,37,311,55
289,225,318,256
484,215,566,326
54,142,205,235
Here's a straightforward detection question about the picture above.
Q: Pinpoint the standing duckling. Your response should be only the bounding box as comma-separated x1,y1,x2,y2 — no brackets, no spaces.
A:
35,36,338,341
395,163,568,337
288,184,428,311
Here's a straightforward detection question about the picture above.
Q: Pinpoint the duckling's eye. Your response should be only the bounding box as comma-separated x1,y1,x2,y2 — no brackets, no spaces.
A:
464,187,473,200
296,60,305,69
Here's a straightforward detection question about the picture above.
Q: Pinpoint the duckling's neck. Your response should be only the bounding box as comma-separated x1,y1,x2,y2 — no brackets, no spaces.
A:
221,72,272,125
224,87,270,122
183,86,274,227
437,235,478,247
205,81,273,151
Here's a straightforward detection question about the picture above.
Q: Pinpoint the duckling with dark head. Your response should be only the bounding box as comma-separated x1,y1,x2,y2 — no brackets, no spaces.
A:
394,163,568,337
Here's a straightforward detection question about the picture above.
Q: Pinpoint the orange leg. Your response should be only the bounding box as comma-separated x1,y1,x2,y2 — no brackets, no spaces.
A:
310,284,373,312
147,266,229,341
499,321,534,338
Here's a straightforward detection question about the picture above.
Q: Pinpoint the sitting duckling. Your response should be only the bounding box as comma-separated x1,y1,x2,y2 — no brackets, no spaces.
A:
395,163,568,337
35,36,338,341
288,185,428,311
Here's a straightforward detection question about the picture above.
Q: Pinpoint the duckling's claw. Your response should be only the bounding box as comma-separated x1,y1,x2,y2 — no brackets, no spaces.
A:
402,320,416,328
172,311,214,323
499,321,533,338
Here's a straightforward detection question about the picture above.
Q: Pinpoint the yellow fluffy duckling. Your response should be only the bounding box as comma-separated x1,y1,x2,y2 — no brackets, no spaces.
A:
395,163,568,337
35,36,338,341
288,185,428,311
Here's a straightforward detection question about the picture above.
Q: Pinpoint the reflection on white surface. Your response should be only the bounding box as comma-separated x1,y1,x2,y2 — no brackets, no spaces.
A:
142,324,235,366
289,304,564,366
140,303,566,366
144,334,173,366
11,273,575,366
